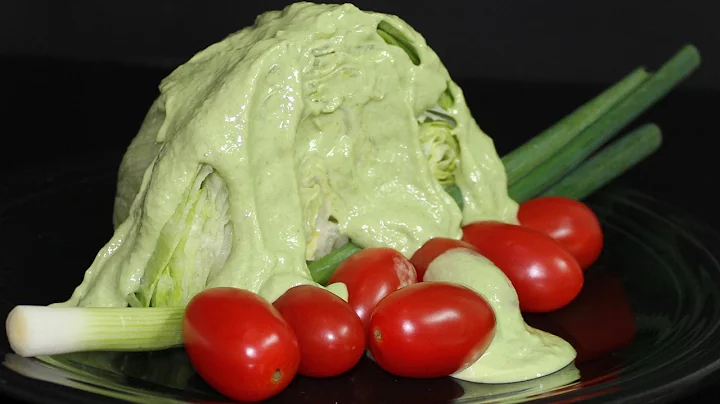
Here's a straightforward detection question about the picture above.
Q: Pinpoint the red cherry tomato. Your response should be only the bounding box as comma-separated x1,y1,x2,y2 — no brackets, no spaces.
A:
273,285,366,378
410,238,479,280
462,221,584,313
368,281,495,378
328,247,417,328
182,287,300,403
518,196,604,270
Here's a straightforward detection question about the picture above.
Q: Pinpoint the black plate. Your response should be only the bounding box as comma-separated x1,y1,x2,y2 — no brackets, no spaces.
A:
1,159,720,404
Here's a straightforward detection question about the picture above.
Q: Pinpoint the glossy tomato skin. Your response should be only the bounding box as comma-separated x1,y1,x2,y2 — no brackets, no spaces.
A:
328,247,417,328
518,196,604,270
273,285,366,378
182,287,300,403
368,281,495,378
461,221,584,313
410,238,479,281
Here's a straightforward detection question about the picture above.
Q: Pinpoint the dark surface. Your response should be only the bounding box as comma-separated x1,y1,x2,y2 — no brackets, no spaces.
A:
1,53,720,403
2,155,720,403
2,0,719,91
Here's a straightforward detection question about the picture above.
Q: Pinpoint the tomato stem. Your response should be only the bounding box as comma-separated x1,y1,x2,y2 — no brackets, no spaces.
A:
272,369,283,384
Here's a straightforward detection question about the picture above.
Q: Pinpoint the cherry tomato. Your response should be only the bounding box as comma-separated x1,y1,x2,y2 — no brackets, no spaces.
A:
518,196,604,270
328,247,417,328
273,285,366,378
410,237,479,280
462,221,584,313
368,281,495,378
182,287,300,403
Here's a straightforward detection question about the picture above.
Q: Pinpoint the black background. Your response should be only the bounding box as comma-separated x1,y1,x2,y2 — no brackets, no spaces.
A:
2,0,720,90
1,1,719,403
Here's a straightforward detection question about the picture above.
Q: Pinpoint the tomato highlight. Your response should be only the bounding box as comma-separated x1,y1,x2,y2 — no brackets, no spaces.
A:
462,221,584,312
368,281,496,378
182,287,300,403
518,196,604,270
328,247,417,328
410,237,479,281
273,285,366,378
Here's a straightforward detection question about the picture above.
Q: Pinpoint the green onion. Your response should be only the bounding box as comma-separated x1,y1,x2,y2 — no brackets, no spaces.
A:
4,47,699,360
502,68,649,185
444,184,464,210
377,21,421,65
508,45,700,203
438,86,455,110
541,123,662,201
425,109,458,128
6,305,183,357
308,242,363,285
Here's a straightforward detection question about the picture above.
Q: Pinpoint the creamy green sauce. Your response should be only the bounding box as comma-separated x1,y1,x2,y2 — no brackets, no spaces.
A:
56,2,516,308
52,1,574,384
424,248,576,383
456,362,580,399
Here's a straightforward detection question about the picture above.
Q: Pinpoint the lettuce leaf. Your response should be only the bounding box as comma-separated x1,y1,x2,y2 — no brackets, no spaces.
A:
418,120,460,186
133,165,232,307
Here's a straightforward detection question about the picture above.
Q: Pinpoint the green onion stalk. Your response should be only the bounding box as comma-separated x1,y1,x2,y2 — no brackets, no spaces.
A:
5,45,701,359
313,44,700,283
